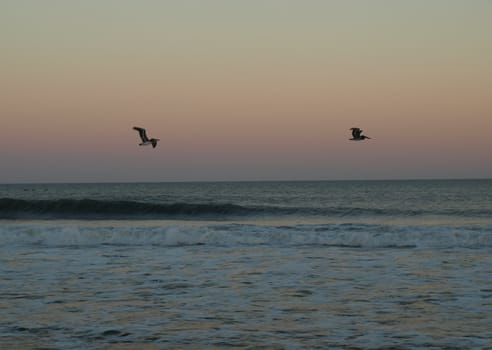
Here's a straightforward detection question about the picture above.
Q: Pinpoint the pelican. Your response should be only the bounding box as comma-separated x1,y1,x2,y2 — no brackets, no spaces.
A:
133,127,159,148
350,127,371,141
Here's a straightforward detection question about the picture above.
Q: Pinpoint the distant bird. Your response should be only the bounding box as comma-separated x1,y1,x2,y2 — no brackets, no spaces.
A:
133,127,159,148
350,127,371,141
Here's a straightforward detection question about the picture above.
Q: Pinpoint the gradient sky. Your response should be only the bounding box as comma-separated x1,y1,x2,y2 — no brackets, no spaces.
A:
2,0,491,183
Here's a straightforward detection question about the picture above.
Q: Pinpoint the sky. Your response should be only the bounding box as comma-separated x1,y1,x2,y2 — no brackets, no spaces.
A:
1,0,491,183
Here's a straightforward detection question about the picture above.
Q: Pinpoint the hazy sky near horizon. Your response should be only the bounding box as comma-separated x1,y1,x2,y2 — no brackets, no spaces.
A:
2,0,491,183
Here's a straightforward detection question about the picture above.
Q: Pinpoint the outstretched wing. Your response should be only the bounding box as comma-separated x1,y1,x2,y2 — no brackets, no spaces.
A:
133,127,149,142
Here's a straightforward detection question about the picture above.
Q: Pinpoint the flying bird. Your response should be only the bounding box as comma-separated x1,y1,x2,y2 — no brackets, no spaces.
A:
350,127,371,141
133,127,159,148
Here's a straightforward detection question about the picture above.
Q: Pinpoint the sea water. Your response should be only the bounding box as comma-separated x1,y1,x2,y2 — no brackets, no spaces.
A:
1,180,491,349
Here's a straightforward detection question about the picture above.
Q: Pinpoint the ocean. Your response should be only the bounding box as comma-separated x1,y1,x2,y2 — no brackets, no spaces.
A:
1,180,491,349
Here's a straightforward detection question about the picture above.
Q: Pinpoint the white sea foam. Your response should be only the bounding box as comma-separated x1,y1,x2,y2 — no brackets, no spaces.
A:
1,223,491,249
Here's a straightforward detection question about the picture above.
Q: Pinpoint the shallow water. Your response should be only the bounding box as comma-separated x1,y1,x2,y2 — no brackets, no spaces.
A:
2,238,492,349
1,180,492,349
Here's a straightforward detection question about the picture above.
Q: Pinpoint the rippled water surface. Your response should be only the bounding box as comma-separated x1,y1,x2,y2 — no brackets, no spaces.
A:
2,241,492,349
1,180,492,349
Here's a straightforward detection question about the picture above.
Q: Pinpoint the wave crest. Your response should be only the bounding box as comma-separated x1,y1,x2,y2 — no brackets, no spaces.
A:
2,197,492,220
0,198,251,219
1,223,491,249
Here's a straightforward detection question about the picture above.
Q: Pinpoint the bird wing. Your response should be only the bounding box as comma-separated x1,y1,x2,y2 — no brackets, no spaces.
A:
351,128,361,138
133,127,149,142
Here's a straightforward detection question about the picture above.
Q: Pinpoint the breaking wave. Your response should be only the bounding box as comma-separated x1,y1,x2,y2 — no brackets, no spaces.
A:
1,223,491,249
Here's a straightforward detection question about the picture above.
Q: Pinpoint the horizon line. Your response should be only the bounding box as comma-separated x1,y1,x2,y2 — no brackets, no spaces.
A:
1,177,491,186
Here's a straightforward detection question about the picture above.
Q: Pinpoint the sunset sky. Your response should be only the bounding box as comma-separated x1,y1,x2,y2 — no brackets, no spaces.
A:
2,0,491,183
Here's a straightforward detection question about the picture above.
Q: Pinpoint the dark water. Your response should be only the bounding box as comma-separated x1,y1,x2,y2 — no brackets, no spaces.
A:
1,180,491,349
